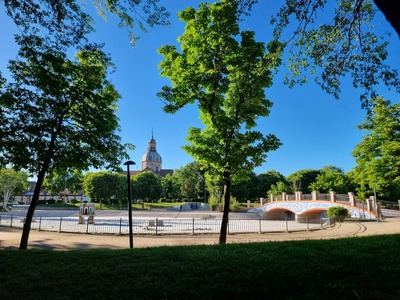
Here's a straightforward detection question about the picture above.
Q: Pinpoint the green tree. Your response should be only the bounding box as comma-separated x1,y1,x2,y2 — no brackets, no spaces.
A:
132,171,162,202
3,0,169,47
352,98,400,201
205,173,224,211
161,174,181,200
0,168,28,210
238,0,400,109
310,166,354,194
0,36,127,249
173,162,205,201
253,170,287,198
44,169,84,197
83,172,126,206
231,172,257,202
287,169,321,193
268,181,291,197
158,0,281,244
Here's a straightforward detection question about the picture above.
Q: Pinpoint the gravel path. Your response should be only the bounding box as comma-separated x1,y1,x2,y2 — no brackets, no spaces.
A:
1,217,399,250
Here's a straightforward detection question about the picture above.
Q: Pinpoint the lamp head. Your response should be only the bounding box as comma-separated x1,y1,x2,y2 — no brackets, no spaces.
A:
123,160,136,166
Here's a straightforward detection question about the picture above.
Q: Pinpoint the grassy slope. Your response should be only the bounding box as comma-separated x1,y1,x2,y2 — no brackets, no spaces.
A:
1,235,400,299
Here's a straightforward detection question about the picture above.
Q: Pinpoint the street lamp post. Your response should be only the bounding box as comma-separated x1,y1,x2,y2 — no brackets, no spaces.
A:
124,160,136,248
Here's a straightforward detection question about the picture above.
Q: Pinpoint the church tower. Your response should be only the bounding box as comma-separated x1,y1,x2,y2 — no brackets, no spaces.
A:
141,132,162,173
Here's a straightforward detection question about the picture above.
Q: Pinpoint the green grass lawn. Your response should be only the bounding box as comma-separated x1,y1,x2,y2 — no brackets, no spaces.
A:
1,235,400,299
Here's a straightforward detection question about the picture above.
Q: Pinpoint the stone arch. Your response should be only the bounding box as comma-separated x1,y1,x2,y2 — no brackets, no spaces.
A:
262,207,296,220
296,208,328,223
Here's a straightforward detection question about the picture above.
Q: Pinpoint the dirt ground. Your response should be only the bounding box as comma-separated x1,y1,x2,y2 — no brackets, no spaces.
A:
1,217,400,250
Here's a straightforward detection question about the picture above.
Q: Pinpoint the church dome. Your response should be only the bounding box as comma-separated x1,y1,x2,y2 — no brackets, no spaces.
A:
142,144,162,162
141,135,162,172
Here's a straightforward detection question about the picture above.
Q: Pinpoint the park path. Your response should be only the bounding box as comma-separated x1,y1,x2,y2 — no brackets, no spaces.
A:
1,217,400,250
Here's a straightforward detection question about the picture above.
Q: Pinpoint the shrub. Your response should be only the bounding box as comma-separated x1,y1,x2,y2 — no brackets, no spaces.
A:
230,200,242,211
208,195,219,211
327,206,349,222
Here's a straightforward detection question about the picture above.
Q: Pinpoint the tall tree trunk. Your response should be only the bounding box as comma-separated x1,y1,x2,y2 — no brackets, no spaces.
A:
19,120,61,250
19,167,47,249
3,188,8,210
219,170,231,245
373,0,400,37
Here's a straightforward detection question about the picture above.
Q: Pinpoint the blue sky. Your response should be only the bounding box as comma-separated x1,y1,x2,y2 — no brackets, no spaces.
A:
0,1,399,176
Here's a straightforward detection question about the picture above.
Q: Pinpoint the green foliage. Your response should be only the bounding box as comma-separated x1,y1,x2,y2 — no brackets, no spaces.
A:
161,174,181,200
327,206,349,221
310,166,354,194
231,170,288,201
2,235,400,299
270,0,400,109
205,173,224,210
158,0,282,243
268,181,291,196
173,162,205,201
159,0,282,176
4,1,169,47
83,171,126,205
132,171,162,202
352,98,400,201
287,169,320,193
0,33,130,248
0,36,128,175
231,172,257,202
43,169,83,195
230,197,242,210
207,194,220,211
253,170,287,198
0,168,28,209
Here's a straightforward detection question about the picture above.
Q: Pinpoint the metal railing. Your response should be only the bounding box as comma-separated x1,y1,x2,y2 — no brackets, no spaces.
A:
302,194,313,200
0,215,329,235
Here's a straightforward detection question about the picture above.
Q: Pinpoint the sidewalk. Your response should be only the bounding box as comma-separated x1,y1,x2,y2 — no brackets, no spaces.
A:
1,218,399,250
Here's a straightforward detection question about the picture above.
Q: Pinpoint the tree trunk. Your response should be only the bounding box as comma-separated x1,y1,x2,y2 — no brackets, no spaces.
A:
219,170,231,245
373,0,400,37
19,118,62,250
19,168,46,249
3,188,6,210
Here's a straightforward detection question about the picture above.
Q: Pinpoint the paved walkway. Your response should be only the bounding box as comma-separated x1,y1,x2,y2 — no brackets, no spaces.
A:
1,217,400,250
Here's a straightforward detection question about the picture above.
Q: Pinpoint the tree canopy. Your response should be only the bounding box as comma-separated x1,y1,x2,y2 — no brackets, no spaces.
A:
352,97,400,201
83,171,126,206
309,166,354,194
0,168,28,210
132,171,162,202
159,0,281,244
0,35,128,249
268,181,292,197
237,0,400,109
44,169,83,196
253,170,287,198
161,174,181,200
287,169,321,193
173,162,205,201
3,0,169,46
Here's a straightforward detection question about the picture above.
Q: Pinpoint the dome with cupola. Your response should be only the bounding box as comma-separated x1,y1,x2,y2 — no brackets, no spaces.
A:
141,133,162,172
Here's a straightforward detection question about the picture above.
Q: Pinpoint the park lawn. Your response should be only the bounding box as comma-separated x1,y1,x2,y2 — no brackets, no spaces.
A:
1,235,400,299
